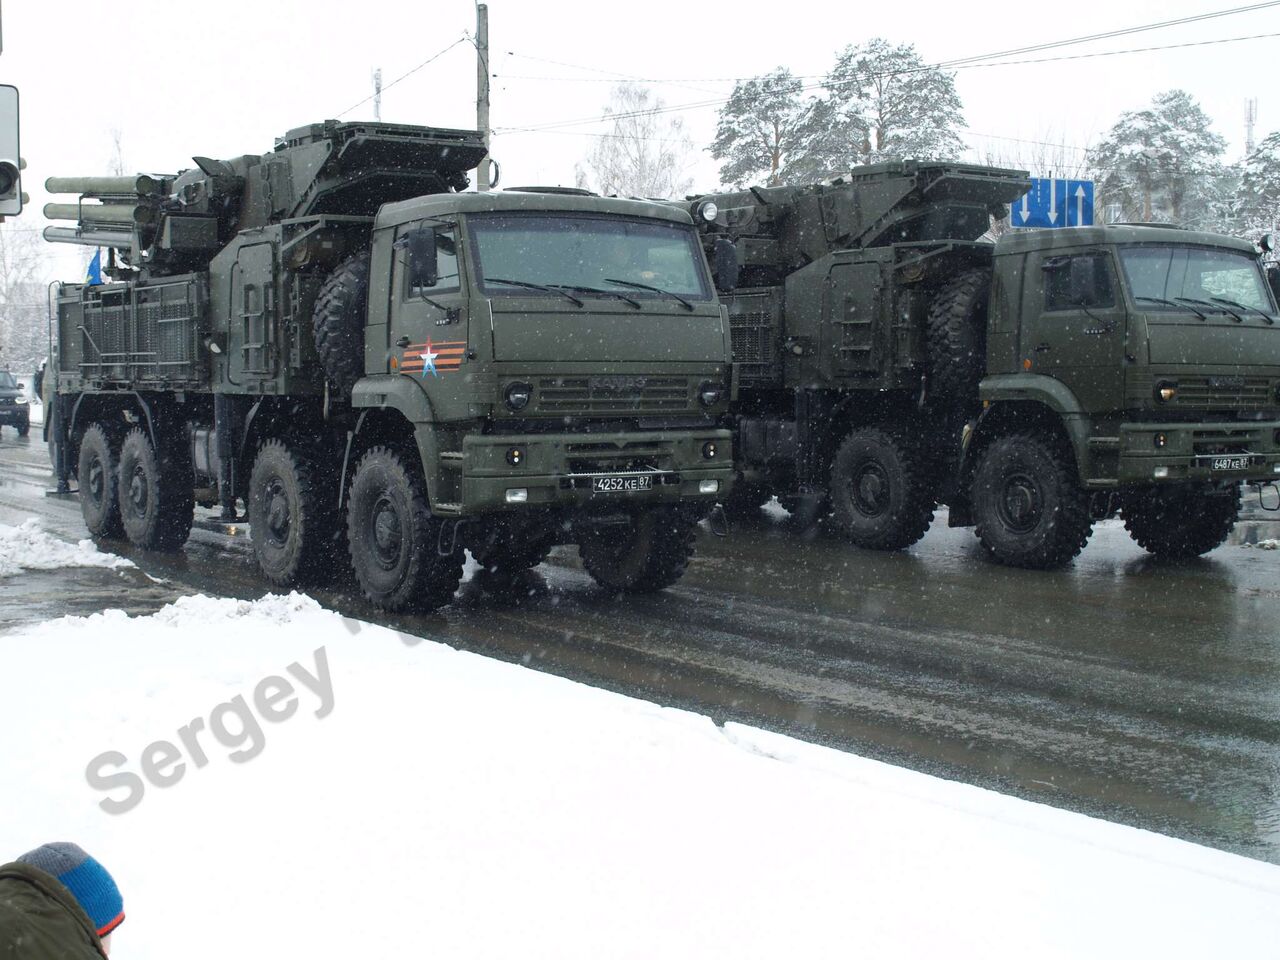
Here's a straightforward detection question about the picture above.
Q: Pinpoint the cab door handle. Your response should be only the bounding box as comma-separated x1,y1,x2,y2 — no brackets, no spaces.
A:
1035,342,1052,352
396,335,411,348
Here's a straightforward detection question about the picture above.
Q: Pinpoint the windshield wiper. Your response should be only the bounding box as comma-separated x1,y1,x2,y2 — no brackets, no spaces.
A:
1210,296,1274,325
1177,297,1243,322
553,284,642,309
485,277,583,307
604,277,694,312
1136,295,1207,320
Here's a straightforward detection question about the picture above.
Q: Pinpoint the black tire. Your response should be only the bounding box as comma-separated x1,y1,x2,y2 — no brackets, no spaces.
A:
16,418,29,438
721,480,772,519
313,252,371,395
1121,486,1239,559
971,432,1092,569
77,423,123,540
346,446,462,612
248,439,339,587
117,426,194,551
579,507,698,593
828,426,935,550
927,267,991,411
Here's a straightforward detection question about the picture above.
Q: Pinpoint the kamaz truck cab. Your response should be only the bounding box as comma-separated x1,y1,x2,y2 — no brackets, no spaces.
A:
965,224,1280,566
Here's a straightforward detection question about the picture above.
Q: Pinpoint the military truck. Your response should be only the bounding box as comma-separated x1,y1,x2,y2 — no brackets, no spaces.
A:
683,161,1280,568
45,120,733,610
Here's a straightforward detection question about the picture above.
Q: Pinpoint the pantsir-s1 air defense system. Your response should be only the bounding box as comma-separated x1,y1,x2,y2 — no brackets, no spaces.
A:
684,161,1280,567
46,121,733,609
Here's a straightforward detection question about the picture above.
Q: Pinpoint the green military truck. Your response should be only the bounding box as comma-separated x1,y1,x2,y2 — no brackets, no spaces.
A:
683,161,1280,568
45,121,733,610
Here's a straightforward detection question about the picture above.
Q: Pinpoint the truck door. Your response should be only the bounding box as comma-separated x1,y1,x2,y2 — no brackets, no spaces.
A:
387,220,470,387
1020,250,1126,411
825,260,884,378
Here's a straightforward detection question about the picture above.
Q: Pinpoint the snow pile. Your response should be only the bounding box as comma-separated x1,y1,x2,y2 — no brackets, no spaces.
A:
0,518,133,578
1244,538,1279,550
3,595,1279,959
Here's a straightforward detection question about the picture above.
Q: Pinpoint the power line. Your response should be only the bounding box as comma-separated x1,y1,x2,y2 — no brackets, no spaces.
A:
496,29,1280,136
500,1,1280,88
336,37,469,118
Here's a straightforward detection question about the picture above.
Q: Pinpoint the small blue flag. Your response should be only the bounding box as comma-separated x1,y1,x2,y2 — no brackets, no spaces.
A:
85,249,103,286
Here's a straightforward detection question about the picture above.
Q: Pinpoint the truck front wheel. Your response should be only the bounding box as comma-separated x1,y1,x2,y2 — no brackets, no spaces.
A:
971,433,1092,569
347,446,462,612
828,426,935,550
249,440,338,586
117,426,194,552
1120,486,1239,559
579,507,698,592
77,423,123,540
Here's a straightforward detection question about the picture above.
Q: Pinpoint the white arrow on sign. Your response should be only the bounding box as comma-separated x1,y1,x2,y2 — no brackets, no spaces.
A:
1048,173,1058,225
1075,185,1086,226
1019,192,1030,224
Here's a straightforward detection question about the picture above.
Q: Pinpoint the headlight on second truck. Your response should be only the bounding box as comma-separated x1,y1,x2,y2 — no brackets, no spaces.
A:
504,381,533,412
1154,381,1177,403
14,396,27,405
698,381,723,407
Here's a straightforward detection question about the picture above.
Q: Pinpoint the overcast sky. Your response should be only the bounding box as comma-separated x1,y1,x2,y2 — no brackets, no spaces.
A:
4,0,1280,281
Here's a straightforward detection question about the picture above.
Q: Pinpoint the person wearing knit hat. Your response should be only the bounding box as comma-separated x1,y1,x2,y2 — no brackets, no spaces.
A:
0,842,123,959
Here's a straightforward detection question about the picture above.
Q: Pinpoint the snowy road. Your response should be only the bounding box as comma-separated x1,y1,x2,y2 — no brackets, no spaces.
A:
3,428,1280,864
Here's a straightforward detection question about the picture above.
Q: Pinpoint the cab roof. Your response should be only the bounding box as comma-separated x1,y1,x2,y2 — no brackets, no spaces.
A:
994,224,1259,257
377,189,695,230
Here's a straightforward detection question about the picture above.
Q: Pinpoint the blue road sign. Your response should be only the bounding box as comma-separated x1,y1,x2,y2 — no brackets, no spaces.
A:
1009,177,1094,229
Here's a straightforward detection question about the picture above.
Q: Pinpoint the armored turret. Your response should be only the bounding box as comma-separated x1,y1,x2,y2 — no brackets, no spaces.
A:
44,120,487,279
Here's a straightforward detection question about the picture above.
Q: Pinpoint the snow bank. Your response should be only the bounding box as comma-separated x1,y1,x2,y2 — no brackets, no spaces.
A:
2,594,1278,960
0,518,133,578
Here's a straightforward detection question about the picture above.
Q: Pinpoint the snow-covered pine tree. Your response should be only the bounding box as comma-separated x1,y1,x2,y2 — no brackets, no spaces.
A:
709,68,809,188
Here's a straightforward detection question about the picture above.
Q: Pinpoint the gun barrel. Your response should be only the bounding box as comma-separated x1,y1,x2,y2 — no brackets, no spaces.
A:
44,175,163,196
43,225,135,249
43,202,155,225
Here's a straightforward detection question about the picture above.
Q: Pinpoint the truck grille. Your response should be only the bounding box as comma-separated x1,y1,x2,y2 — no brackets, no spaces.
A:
1175,376,1273,410
534,376,690,415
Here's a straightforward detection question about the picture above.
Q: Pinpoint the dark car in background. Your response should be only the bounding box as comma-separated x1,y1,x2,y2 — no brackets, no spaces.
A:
0,370,30,436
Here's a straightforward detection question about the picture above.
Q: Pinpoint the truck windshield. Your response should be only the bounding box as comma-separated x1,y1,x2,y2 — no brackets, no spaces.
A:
0,372,16,389
1119,246,1274,314
469,214,712,302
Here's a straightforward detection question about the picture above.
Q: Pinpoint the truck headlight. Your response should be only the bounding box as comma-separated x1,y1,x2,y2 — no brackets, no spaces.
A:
698,381,723,407
1154,381,1177,403
697,200,718,222
504,381,532,412
14,396,27,405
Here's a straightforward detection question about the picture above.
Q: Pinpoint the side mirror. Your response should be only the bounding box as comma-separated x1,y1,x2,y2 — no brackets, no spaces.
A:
406,227,438,289
712,237,739,293
1266,264,1280,304
1068,256,1099,305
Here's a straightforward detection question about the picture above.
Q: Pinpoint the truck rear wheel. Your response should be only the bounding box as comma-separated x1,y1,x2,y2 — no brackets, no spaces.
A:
117,426,194,552
971,432,1092,569
16,417,29,438
828,426,935,550
1120,486,1239,559
926,267,991,410
313,252,371,395
579,507,697,592
77,423,123,540
249,439,338,586
347,446,462,612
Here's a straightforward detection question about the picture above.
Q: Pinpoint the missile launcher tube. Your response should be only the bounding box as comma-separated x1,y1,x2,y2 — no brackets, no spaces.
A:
43,202,155,225
45,175,165,196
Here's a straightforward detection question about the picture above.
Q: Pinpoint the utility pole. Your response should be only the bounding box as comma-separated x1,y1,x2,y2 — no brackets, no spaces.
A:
1246,98,1258,157
476,2,491,191
373,68,382,122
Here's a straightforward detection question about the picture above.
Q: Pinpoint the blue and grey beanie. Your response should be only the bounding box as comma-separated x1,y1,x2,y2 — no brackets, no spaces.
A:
17,842,124,937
